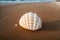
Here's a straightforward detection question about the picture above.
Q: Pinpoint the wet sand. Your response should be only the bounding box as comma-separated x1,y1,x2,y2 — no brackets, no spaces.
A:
0,2,60,40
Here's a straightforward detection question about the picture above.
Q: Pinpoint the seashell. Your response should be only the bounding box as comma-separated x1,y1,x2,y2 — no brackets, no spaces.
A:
19,12,42,30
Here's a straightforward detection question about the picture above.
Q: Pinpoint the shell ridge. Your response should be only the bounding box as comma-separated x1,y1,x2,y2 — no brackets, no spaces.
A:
19,12,42,30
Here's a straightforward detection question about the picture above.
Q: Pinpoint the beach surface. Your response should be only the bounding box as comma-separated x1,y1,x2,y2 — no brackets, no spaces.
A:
0,2,60,40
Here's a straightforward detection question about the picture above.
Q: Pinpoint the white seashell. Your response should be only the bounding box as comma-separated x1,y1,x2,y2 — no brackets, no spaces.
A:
19,12,42,30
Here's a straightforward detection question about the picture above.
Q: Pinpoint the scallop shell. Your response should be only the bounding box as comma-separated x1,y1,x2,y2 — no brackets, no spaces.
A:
19,12,42,30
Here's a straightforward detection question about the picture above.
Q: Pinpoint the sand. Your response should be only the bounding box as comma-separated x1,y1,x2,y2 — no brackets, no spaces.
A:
0,2,60,40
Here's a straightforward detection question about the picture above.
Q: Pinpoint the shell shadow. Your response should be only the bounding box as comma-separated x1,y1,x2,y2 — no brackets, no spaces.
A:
41,20,60,31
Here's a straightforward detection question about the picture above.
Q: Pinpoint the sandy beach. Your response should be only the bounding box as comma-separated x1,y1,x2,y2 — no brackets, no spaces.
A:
0,2,60,40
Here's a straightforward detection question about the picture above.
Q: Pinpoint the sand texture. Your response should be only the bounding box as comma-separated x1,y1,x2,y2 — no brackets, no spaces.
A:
0,2,60,40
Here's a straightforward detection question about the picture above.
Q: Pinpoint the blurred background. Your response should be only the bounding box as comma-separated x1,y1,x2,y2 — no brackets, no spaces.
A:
0,0,59,5
0,0,60,5
0,0,57,2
